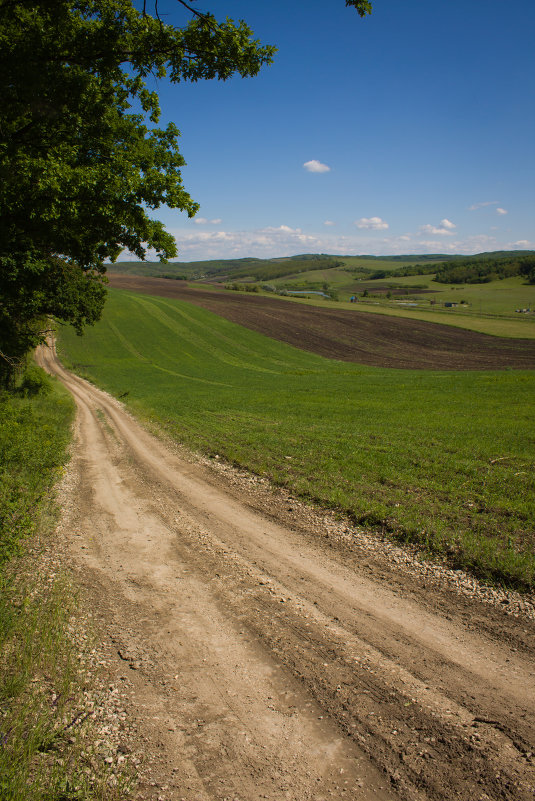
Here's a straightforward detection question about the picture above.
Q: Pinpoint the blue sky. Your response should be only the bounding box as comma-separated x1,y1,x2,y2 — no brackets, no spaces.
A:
135,0,534,261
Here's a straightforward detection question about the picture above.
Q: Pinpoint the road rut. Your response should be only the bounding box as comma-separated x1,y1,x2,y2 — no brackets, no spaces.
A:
37,343,535,801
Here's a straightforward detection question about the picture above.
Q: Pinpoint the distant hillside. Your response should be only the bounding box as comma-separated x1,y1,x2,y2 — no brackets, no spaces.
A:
108,258,261,279
110,251,535,285
341,254,455,262
365,251,535,282
433,253,535,285
110,255,344,282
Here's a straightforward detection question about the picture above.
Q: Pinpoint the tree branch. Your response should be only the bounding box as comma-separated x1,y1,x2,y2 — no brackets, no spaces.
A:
173,0,219,32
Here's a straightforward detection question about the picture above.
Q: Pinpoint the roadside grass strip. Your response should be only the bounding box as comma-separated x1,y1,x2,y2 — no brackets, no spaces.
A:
1,560,82,800
0,370,129,800
0,369,73,564
58,289,535,591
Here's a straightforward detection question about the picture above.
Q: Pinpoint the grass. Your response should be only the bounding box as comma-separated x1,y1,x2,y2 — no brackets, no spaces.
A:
58,289,535,591
0,367,73,563
0,367,130,800
352,273,535,315
254,275,535,339
1,560,84,800
171,264,535,338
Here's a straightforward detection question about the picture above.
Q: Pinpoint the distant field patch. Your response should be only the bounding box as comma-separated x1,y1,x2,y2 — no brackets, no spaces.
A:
108,275,535,369
58,289,535,590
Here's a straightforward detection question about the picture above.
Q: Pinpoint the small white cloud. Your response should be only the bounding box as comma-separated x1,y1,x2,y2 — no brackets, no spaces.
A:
420,223,455,236
194,230,233,242
440,218,456,229
323,220,335,226
468,201,499,211
355,216,389,230
193,216,222,225
157,219,525,261
264,224,302,234
303,159,331,173
496,207,508,215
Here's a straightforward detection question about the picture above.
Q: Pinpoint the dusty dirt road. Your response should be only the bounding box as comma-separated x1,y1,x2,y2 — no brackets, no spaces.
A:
37,343,535,801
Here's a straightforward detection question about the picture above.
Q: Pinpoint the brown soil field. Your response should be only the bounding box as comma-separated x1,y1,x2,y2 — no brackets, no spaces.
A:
108,274,535,370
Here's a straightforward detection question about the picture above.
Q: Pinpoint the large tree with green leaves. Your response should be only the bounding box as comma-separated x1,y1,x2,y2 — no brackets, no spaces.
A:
0,0,372,384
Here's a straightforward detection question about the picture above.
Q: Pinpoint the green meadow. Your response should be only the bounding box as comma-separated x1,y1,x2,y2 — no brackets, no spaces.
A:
113,251,535,339
0,371,131,800
347,274,535,316
58,288,535,590
256,274,535,339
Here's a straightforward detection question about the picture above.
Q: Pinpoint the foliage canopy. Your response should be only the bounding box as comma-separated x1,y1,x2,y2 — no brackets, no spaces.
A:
433,254,535,285
0,0,269,381
0,0,371,384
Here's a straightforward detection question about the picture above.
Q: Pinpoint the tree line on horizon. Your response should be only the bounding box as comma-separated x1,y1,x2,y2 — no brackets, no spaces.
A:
367,252,535,284
433,254,535,285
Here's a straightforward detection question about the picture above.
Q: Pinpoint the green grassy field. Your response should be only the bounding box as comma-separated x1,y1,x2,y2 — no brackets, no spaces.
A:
0,370,130,800
335,275,535,338
0,369,74,563
351,274,535,313
112,252,535,339
58,289,535,590
197,263,535,338
253,275,535,339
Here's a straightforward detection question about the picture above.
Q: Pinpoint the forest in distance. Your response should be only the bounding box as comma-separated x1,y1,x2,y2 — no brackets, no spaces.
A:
111,249,535,285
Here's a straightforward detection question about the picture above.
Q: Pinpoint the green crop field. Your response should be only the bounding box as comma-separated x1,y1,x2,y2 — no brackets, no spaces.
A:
350,274,535,314
268,275,535,339
337,256,446,271
336,275,535,338
112,251,535,339
58,288,535,590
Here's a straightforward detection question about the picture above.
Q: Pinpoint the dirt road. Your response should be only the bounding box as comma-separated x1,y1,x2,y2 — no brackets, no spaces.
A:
37,343,535,801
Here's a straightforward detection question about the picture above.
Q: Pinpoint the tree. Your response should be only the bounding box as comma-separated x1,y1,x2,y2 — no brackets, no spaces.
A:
0,0,372,384
346,0,373,14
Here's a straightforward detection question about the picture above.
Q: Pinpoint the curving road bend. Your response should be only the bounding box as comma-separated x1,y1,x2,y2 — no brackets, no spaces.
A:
37,342,535,801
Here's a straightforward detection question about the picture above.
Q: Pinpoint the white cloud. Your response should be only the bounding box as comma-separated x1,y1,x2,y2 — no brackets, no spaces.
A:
420,223,455,236
303,159,331,173
163,224,321,260
190,230,233,242
135,223,526,262
496,207,508,215
355,216,389,230
376,231,499,256
468,201,499,211
440,218,456,229
323,220,335,226
417,240,449,250
193,216,223,225
265,224,302,233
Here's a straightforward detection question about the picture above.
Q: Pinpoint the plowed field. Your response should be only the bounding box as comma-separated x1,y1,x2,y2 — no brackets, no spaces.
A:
108,274,535,370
